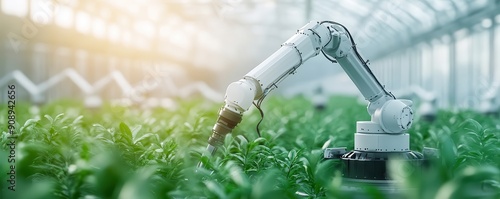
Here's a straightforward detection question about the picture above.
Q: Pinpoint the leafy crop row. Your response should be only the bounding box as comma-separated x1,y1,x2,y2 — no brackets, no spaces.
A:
1,96,499,199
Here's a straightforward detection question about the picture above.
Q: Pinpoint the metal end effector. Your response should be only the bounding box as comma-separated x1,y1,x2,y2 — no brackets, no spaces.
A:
206,106,243,155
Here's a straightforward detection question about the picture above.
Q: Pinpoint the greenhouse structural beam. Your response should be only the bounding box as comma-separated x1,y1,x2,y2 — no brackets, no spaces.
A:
488,17,496,84
373,3,500,60
449,38,457,107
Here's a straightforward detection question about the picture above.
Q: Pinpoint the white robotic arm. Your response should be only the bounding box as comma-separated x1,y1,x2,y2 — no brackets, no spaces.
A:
207,21,414,155
222,22,331,114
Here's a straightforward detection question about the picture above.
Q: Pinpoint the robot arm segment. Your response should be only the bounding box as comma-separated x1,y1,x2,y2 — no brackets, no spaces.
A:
207,21,414,154
319,22,413,134
244,22,331,99
207,22,331,151
223,22,331,113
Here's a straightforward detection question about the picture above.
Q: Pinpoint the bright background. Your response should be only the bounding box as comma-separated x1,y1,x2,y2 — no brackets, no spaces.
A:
0,0,499,110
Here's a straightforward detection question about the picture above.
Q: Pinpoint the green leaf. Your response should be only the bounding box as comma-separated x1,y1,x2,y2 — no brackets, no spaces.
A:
20,118,39,132
229,166,249,187
288,149,297,161
253,137,267,145
119,122,133,143
54,113,65,123
204,181,227,199
44,114,54,123
131,125,142,139
458,119,483,132
72,115,84,125
133,133,154,145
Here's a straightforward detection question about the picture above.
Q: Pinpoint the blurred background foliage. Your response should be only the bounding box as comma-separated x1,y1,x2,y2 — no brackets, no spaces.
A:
1,96,500,198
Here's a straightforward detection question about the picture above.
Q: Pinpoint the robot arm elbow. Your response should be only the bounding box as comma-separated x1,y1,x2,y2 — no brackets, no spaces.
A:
224,79,259,113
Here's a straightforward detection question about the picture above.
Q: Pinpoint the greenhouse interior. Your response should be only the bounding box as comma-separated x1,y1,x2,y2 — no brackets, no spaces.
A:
1,0,500,198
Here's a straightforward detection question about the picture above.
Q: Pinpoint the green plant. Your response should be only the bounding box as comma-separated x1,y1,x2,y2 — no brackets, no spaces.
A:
0,96,499,199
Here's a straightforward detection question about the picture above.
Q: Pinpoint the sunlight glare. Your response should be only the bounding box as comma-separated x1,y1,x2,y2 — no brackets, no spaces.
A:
1,0,28,17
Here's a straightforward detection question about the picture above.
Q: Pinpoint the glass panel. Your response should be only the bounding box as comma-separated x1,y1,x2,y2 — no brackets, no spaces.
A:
394,4,420,24
31,0,54,25
455,34,472,108
74,49,88,77
92,18,106,39
373,59,383,81
496,25,500,84
409,48,421,86
75,11,91,34
406,2,433,31
2,0,28,17
380,59,388,84
432,42,450,107
470,30,490,109
392,55,401,90
137,36,150,50
122,29,132,46
468,0,488,9
454,1,469,13
54,5,73,28
107,24,121,43
433,0,456,18
342,0,371,14
385,58,391,85
134,20,156,38
421,44,433,90
47,47,72,100
372,59,382,82
32,43,49,83
87,53,105,82
412,1,437,23
400,50,410,89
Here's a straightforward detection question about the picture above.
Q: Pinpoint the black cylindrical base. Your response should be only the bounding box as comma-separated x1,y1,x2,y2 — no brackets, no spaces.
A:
337,150,424,199
340,178,410,199
341,150,424,180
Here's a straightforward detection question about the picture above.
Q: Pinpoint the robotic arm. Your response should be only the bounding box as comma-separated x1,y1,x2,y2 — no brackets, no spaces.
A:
206,21,414,155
